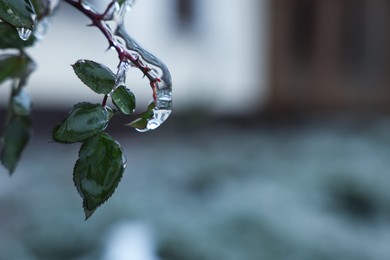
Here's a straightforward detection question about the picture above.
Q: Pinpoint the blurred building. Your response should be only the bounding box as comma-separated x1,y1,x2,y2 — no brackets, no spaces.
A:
268,0,390,114
2,0,388,116
0,0,267,115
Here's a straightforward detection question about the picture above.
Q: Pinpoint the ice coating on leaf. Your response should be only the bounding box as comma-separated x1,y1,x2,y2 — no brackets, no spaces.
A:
101,0,172,131
135,109,171,132
17,27,32,41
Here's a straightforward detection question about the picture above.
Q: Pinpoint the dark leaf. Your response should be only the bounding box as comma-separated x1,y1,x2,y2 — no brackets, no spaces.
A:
117,0,127,7
73,132,126,219
140,109,154,120
127,117,148,130
0,0,35,29
52,103,111,143
0,22,36,49
111,85,136,115
72,60,116,94
127,101,154,129
1,115,31,174
146,100,156,111
30,0,49,18
0,53,35,85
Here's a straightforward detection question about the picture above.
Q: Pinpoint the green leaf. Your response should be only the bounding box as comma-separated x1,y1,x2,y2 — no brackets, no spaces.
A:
105,106,116,120
1,115,31,174
116,0,127,7
73,132,126,219
0,22,36,49
127,117,148,130
0,55,20,84
52,103,111,143
72,60,116,94
111,85,136,115
0,0,35,29
127,101,154,129
140,109,154,120
0,54,35,85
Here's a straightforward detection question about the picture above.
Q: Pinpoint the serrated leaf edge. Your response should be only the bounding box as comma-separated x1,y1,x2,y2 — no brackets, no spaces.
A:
73,133,126,220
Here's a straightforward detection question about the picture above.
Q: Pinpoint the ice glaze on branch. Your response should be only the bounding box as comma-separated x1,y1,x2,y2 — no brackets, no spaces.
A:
63,0,158,89
63,0,172,131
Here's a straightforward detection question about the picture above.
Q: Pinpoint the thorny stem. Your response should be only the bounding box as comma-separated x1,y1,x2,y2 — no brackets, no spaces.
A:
63,0,159,101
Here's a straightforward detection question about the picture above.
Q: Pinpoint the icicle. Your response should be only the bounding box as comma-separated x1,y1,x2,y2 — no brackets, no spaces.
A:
101,0,172,131
117,25,172,131
146,109,171,130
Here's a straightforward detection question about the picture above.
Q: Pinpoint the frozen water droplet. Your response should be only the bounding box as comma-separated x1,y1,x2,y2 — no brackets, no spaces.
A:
17,27,32,41
146,120,160,130
135,127,149,133
135,109,171,132
152,109,171,124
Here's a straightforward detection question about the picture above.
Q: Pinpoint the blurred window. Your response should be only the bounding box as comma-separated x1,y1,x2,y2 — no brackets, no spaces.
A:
176,0,195,31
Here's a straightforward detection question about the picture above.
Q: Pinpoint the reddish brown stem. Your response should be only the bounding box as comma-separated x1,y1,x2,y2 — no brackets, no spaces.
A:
63,0,160,98
102,94,108,107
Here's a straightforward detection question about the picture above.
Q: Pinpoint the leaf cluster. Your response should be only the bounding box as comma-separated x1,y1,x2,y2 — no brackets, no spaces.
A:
1,0,57,174
0,0,166,219
52,59,139,219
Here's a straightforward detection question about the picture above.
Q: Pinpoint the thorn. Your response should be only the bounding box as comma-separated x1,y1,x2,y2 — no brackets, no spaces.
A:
105,43,115,52
142,67,152,78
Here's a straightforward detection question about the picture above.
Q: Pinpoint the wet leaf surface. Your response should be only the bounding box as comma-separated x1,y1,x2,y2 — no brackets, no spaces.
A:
1,115,31,174
52,103,110,143
72,60,115,95
73,132,126,219
0,22,36,49
0,54,34,85
0,0,35,29
111,85,136,115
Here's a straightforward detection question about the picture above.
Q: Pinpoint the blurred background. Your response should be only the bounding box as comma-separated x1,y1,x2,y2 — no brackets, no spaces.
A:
1,0,390,259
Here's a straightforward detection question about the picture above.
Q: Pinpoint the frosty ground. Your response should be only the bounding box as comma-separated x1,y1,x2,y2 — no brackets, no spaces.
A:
1,116,390,260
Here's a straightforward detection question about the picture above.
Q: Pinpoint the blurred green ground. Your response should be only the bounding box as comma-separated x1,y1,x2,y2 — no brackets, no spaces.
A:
1,114,390,260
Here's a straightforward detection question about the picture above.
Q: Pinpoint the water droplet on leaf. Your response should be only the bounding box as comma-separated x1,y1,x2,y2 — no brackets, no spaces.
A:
17,27,32,41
